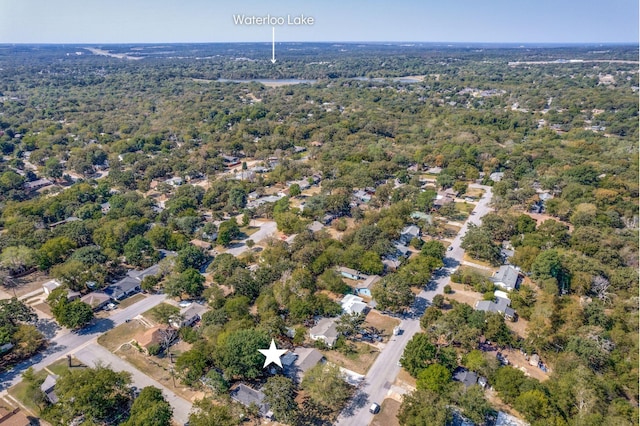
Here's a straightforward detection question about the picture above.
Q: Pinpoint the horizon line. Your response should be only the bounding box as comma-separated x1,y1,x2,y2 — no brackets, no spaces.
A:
0,41,638,47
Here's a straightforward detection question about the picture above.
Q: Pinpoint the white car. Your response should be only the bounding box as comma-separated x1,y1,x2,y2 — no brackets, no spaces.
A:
369,402,381,414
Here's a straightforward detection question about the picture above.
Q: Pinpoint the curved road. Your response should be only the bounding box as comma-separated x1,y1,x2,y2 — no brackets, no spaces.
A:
336,185,493,426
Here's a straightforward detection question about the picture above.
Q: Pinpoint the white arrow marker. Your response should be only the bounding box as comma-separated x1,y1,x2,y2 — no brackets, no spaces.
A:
271,27,276,63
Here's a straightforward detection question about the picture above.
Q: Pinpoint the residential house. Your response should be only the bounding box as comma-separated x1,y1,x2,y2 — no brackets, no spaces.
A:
164,176,183,187
337,267,365,281
353,189,372,204
100,202,111,214
40,374,59,404
496,411,528,426
322,213,336,225
491,265,522,292
475,295,517,321
433,188,457,208
453,368,478,388
24,178,53,192
400,225,420,245
189,239,212,251
340,294,368,315
293,145,307,153
221,155,240,168
393,242,411,259
105,277,140,301
307,221,324,233
287,179,311,191
282,347,324,383
42,279,62,296
489,172,505,182
104,262,162,301
426,166,442,174
170,303,209,328
80,292,110,311
309,317,339,347
230,384,272,418
355,275,380,297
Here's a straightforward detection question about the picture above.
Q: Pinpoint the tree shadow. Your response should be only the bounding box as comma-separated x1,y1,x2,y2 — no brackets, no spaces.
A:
36,318,61,339
297,397,335,426
74,318,115,336
339,387,370,418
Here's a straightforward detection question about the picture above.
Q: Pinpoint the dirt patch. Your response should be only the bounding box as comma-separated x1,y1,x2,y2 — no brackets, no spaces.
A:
321,342,379,375
365,311,400,340
32,302,53,317
499,348,549,382
485,387,527,420
98,320,147,352
2,271,50,298
521,212,574,232
370,398,401,426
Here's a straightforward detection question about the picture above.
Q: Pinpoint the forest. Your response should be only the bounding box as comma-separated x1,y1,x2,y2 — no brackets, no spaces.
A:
0,43,637,426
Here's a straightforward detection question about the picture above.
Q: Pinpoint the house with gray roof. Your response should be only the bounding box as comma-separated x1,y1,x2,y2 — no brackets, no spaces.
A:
475,296,517,321
400,225,420,245
282,347,324,383
230,384,272,418
491,265,522,291
41,374,59,404
80,292,111,311
356,275,380,297
453,368,478,388
309,317,339,347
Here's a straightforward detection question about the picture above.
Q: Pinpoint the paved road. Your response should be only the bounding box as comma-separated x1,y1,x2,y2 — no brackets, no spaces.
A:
75,343,191,425
336,185,493,426
0,293,166,392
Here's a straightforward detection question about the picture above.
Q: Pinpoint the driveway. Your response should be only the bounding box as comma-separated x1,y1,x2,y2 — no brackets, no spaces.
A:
0,293,166,392
75,343,191,425
336,185,493,426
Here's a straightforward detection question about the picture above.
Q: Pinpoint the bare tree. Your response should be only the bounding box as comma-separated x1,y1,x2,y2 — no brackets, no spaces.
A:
158,327,178,351
591,275,611,303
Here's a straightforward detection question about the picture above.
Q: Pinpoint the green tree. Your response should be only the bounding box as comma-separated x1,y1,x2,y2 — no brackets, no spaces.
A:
51,365,132,425
123,386,173,426
180,268,205,298
44,157,63,179
398,389,452,425
289,183,301,197
371,274,414,313
174,245,207,273
358,250,384,275
123,235,159,268
262,376,298,424
531,249,569,294
49,289,94,329
460,224,501,265
301,363,351,408
416,363,451,394
0,246,37,275
216,329,269,380
457,385,493,425
402,333,437,377
421,240,446,260
37,237,76,270
188,399,240,426
216,219,240,246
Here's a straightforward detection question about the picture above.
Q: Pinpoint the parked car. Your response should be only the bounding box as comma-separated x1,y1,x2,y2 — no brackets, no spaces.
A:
369,402,381,414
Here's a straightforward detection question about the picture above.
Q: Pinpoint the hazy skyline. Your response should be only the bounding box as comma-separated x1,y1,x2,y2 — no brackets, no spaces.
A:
1,0,638,44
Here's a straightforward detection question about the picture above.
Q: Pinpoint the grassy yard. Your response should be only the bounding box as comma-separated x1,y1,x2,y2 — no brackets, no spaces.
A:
97,320,147,352
322,341,379,375
117,293,146,309
238,226,260,238
455,201,475,215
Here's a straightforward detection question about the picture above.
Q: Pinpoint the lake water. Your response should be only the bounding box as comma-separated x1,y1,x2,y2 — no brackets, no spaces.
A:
217,78,316,85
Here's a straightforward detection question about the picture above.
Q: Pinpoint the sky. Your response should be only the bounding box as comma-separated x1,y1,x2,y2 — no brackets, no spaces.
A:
0,0,638,44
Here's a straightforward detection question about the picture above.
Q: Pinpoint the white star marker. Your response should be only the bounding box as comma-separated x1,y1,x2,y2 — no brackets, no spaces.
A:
258,339,287,369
